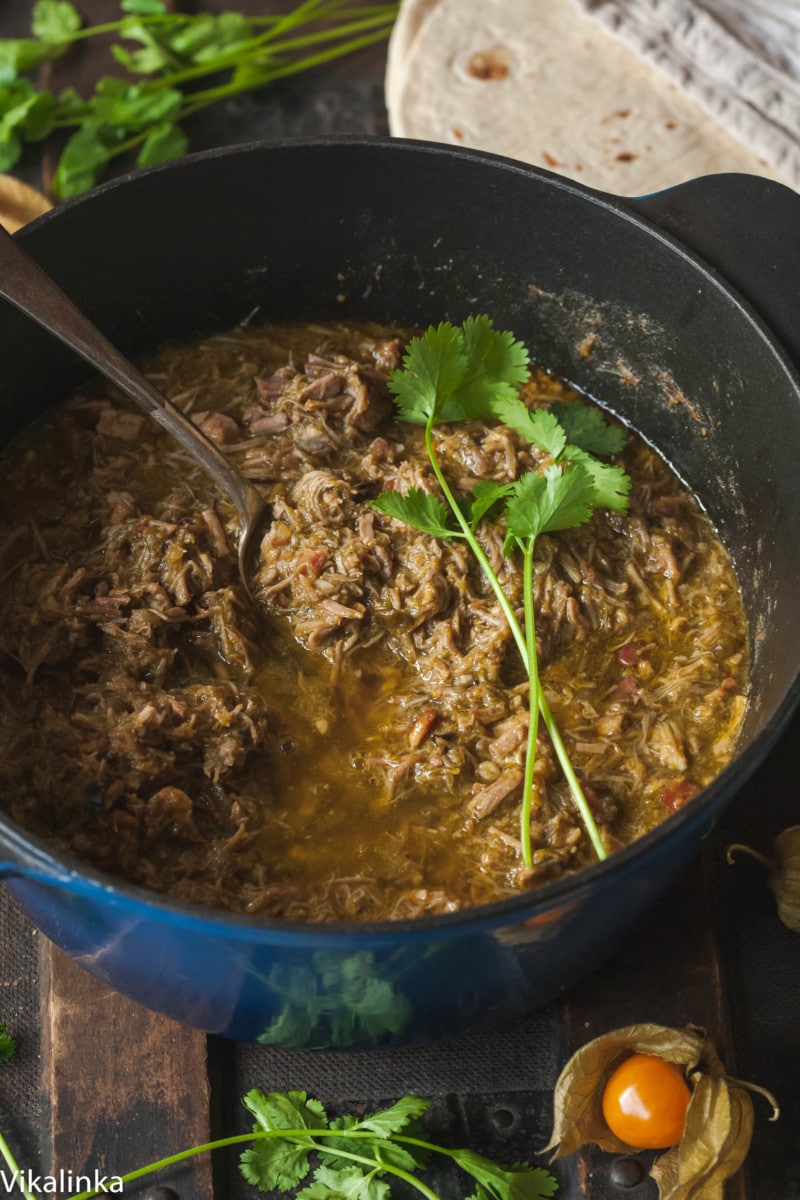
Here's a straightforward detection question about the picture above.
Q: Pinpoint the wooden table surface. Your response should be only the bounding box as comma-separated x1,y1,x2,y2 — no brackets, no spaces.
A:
0,4,798,1199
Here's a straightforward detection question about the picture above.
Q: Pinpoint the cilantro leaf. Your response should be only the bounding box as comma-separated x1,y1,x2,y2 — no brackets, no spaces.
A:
388,323,468,425
356,1097,431,1138
244,1089,328,1136
0,1022,16,1061
136,120,188,168
51,121,127,199
240,1137,314,1194
505,464,596,545
373,488,459,541
490,397,565,459
561,446,630,513
447,315,529,421
453,1151,559,1200
121,0,168,13
240,1091,328,1193
110,23,178,74
89,78,183,130
298,1165,390,1200
322,1117,424,1176
388,318,529,426
0,38,64,83
548,399,626,456
468,480,514,529
31,1,82,44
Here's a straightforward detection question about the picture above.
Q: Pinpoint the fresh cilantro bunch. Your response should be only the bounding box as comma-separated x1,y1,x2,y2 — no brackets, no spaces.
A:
0,0,399,198
374,317,632,866
238,1091,557,1200
54,1089,557,1200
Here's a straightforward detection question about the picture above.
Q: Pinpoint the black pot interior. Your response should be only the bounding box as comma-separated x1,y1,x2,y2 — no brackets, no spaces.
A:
3,139,800,764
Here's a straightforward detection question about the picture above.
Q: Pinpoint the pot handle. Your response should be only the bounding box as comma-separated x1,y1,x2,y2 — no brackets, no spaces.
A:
627,173,800,371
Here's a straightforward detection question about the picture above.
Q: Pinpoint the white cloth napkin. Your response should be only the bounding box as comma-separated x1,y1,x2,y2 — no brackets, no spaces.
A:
576,0,800,188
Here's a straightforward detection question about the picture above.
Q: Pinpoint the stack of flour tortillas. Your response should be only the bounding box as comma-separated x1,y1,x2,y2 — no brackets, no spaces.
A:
386,0,800,195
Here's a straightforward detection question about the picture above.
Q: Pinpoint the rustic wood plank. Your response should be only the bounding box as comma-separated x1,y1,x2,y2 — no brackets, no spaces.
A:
39,942,214,1199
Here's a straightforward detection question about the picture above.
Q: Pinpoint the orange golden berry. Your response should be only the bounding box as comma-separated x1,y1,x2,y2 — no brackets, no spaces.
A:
601,1053,691,1149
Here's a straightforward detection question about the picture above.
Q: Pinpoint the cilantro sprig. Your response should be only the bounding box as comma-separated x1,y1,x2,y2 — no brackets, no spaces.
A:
374,317,632,866
60,1090,557,1200
0,0,399,198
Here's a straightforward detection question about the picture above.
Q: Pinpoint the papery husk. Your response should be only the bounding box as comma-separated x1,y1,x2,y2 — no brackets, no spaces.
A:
771,826,800,931
727,826,800,932
544,1023,709,1158
650,1074,754,1200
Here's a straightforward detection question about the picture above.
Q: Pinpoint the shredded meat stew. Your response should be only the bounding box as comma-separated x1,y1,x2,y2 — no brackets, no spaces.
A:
0,322,748,920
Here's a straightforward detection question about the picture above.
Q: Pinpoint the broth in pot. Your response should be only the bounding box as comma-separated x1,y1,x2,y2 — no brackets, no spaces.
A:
0,321,748,920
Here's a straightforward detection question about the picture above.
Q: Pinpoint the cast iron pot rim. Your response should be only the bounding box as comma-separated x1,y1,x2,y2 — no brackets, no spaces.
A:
3,134,800,941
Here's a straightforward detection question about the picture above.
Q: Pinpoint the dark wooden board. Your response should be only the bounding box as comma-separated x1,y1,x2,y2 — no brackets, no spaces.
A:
39,945,213,1199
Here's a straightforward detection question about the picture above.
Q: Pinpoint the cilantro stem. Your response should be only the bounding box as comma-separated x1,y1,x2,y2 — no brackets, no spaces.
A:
423,416,607,864
0,1131,36,1200
423,417,527,657
521,539,540,867
139,6,398,93
69,1126,451,1200
537,690,606,860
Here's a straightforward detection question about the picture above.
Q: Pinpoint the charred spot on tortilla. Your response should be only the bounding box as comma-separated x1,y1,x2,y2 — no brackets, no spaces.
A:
467,47,511,80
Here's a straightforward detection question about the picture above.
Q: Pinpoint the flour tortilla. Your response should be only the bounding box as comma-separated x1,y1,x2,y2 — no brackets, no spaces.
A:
387,0,788,196
385,0,441,112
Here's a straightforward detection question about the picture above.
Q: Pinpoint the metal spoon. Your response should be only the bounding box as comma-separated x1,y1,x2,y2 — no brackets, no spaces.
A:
0,222,268,591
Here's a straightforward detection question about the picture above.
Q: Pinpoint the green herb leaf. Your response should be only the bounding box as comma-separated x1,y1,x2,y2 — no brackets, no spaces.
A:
0,38,64,83
51,122,127,199
136,119,187,167
298,1165,390,1200
449,314,529,420
240,1137,314,1193
31,0,82,44
468,480,515,529
184,13,255,63
356,1097,431,1138
240,1091,328,1193
0,85,55,153
90,77,183,131
244,1089,329,1137
121,0,168,14
549,399,626,456
490,396,566,458
561,446,630,513
389,323,468,425
373,487,459,541
452,1151,559,1200
388,317,529,426
110,22,181,73
505,463,596,544
0,1022,16,1062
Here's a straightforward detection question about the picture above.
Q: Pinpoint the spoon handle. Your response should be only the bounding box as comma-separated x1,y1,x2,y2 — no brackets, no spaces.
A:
0,223,266,550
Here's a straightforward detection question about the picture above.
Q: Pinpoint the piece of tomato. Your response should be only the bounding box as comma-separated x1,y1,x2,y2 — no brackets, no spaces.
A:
601,1053,692,1149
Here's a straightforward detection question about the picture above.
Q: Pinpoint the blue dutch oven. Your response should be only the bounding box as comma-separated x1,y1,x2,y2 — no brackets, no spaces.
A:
1,140,799,1046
